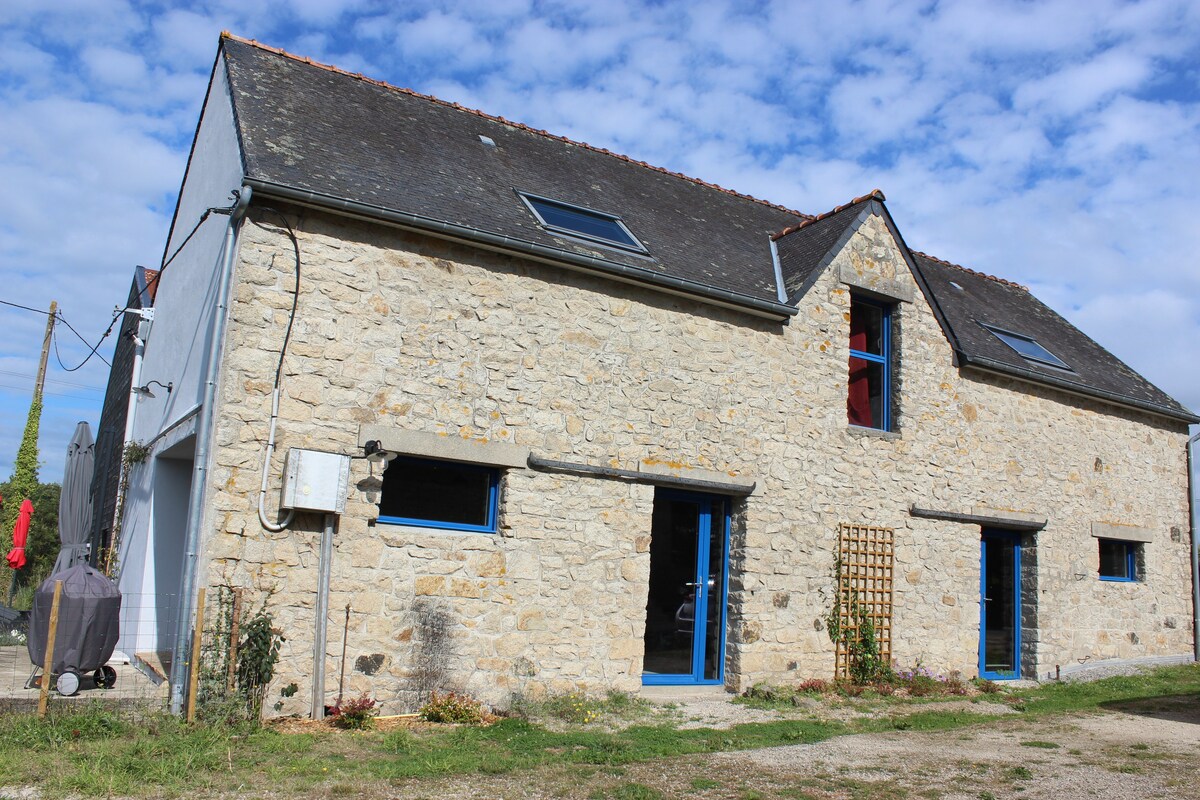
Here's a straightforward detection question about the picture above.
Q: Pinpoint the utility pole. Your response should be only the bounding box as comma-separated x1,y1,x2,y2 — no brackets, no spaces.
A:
35,301,57,396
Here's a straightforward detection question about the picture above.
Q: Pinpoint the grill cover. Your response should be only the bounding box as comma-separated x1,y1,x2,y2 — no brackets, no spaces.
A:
27,565,121,674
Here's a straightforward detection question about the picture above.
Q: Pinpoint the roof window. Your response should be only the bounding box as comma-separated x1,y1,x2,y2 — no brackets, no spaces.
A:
518,192,647,253
983,325,1071,370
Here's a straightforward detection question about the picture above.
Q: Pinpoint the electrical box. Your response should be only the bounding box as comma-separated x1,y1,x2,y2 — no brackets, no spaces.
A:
280,449,351,514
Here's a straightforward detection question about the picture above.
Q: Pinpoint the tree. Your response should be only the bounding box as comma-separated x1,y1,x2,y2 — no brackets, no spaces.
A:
2,392,46,601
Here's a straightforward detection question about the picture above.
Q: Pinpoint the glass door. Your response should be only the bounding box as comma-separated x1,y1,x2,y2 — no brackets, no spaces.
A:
642,490,729,685
979,530,1021,679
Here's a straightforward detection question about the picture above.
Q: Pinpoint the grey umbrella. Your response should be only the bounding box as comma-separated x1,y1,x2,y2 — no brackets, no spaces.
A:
51,422,95,576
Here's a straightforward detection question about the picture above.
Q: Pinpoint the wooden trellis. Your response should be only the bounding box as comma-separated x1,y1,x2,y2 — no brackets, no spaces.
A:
833,523,895,680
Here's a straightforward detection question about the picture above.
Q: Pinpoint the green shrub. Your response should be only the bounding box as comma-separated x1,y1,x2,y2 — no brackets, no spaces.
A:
419,691,486,725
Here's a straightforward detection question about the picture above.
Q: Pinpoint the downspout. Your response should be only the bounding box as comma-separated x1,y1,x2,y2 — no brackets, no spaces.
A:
1188,430,1199,663
169,185,252,715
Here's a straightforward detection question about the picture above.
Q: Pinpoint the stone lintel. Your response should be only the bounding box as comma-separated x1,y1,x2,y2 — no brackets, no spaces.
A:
838,263,914,303
358,424,529,469
971,506,1045,526
1091,522,1155,544
638,460,756,493
910,505,1047,531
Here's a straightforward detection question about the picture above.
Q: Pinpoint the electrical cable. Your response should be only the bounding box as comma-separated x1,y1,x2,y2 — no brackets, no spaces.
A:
0,299,54,315
52,313,111,371
53,197,239,374
0,369,104,391
248,208,303,532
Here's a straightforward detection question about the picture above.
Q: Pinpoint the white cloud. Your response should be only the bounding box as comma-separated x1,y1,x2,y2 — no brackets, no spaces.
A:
2,0,1200,478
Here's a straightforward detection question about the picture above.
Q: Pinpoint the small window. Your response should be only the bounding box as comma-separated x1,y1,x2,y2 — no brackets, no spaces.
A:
984,325,1070,370
1098,539,1139,582
519,193,647,253
848,296,893,431
377,457,499,533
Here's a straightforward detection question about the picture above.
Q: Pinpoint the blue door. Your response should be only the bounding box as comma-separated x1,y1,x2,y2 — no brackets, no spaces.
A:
979,530,1022,680
642,490,730,685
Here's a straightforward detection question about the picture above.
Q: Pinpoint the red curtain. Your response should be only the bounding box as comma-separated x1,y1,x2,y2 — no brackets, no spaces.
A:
848,312,872,426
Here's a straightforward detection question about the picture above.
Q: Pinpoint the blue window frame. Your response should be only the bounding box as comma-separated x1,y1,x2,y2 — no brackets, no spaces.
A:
1098,539,1139,582
983,325,1071,370
377,457,499,533
518,192,647,253
848,296,892,431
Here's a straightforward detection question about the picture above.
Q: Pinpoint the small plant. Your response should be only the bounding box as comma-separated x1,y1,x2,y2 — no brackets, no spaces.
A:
419,691,486,724
944,670,969,696
236,603,285,720
972,677,1002,694
330,693,378,729
541,691,600,724
743,683,782,701
0,628,28,646
796,678,829,694
895,663,949,697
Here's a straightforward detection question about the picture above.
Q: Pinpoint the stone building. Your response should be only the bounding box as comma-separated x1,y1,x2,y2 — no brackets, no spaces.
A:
108,34,1197,715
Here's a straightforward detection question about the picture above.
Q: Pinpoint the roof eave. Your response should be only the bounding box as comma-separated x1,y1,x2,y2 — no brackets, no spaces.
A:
959,353,1200,426
243,177,797,322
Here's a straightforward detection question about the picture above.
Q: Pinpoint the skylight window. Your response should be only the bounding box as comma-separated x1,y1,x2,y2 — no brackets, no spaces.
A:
519,193,647,253
983,325,1071,370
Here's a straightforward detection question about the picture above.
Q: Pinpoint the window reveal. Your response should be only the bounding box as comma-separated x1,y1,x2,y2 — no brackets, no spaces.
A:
1098,538,1139,582
377,457,499,533
848,297,892,431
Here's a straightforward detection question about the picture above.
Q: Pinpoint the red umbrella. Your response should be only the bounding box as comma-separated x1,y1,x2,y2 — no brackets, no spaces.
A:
6,499,33,570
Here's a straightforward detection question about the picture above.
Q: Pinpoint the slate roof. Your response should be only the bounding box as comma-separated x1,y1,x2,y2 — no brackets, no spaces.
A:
215,35,1197,425
774,191,885,302
912,252,1197,422
221,36,804,307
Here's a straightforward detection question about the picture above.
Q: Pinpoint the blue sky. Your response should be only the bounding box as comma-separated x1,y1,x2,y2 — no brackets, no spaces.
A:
1,0,1198,480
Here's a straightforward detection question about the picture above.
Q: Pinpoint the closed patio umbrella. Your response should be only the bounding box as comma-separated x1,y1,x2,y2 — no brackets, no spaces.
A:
51,422,94,576
6,499,33,570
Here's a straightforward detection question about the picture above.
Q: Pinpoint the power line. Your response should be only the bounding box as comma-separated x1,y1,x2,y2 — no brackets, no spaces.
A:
0,299,54,315
53,318,111,371
0,369,104,392
0,382,105,402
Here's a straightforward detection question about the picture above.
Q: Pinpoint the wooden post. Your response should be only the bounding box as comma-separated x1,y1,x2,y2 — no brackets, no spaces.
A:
185,587,206,723
37,580,63,718
226,588,243,695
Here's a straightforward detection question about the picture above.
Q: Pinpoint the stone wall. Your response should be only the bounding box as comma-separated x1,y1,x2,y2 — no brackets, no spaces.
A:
197,205,1193,713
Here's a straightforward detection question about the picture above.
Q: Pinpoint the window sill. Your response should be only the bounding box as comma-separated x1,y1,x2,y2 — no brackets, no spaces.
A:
373,518,498,536
847,425,901,442
1098,576,1139,583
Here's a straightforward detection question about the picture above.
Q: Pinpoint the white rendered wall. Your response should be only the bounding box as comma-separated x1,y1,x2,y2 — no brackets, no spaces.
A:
116,53,245,655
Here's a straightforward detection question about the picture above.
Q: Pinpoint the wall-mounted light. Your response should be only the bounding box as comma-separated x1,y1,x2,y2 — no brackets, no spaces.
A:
363,440,398,464
135,380,173,398
358,441,396,504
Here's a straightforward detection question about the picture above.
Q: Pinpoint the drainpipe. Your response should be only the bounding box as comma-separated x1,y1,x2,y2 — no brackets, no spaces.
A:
1188,430,1199,663
169,186,253,715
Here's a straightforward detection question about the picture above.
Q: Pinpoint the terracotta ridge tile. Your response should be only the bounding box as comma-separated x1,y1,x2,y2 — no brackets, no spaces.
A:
220,33,812,221
910,250,1027,290
771,189,884,241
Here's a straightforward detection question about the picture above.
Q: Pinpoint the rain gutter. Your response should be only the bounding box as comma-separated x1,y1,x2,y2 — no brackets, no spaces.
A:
959,354,1200,426
169,185,252,715
242,178,798,322
1188,430,1199,662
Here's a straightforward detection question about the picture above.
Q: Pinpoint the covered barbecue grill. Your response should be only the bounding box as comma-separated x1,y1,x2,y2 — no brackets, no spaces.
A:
27,564,122,695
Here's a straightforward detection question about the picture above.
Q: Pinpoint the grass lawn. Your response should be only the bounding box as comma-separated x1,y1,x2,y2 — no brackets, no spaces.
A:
0,663,1196,798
